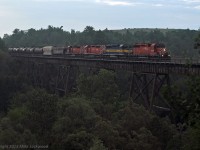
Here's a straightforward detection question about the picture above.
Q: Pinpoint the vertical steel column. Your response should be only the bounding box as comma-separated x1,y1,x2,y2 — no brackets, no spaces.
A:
129,72,171,111
31,63,45,87
129,73,154,108
55,65,71,95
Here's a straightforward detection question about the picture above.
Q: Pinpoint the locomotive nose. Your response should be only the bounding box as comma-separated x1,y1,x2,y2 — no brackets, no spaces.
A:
161,48,170,57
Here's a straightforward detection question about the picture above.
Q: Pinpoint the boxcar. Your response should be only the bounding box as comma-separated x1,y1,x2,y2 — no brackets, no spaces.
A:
43,46,53,55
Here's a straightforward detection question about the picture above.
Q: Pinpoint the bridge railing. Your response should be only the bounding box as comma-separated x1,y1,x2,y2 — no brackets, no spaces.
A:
170,57,200,64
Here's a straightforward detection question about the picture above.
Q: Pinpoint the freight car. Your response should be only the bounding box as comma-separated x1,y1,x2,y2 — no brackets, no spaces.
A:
84,45,105,55
67,46,84,55
103,44,132,55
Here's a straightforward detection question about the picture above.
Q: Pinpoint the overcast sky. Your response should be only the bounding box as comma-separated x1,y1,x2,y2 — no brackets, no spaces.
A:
0,0,200,37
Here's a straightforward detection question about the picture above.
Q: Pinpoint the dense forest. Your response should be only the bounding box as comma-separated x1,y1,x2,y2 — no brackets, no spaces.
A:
0,27,200,149
2,26,200,58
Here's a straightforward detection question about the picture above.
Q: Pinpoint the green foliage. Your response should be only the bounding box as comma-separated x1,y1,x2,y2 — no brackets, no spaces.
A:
0,88,58,145
0,37,6,51
76,69,179,149
165,29,198,57
3,26,69,47
1,64,198,149
0,117,21,144
77,69,122,120
163,76,200,150
186,77,200,125
52,97,98,148
0,117,37,145
194,31,200,49
130,127,160,150
149,116,177,149
12,89,58,139
164,77,200,126
113,103,153,132
181,121,200,150
0,50,30,114
94,120,121,149
77,74,96,100
58,97,97,129
0,50,12,75
90,138,108,150
77,69,120,103
7,107,27,124
61,131,94,150
0,75,28,113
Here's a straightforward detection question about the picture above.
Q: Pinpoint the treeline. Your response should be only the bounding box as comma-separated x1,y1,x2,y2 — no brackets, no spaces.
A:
3,26,200,58
0,37,7,52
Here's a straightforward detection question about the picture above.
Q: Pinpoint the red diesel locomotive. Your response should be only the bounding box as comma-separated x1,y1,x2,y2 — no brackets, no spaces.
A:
133,43,169,57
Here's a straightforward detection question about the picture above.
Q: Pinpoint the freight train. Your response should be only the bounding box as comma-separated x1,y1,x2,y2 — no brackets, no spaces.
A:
8,43,170,59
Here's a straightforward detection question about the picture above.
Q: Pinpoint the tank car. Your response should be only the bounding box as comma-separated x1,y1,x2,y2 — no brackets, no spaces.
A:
25,48,34,54
34,47,43,55
52,47,66,55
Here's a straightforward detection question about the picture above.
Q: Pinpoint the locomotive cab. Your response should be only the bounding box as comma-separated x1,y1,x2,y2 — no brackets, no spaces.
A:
154,43,170,57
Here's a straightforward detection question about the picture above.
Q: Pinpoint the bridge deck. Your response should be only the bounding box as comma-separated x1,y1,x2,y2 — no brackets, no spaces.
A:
12,55,200,75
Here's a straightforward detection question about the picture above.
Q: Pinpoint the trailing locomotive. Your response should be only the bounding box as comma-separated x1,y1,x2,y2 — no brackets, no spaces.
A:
8,43,170,59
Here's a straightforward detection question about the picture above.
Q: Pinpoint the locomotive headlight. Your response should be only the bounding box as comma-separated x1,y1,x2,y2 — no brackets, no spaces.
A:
163,48,166,52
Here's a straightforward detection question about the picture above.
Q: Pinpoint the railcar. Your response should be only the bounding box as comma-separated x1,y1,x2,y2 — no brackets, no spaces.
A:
25,48,34,54
84,45,105,55
52,47,66,55
34,47,43,54
68,46,84,54
18,48,26,53
132,43,169,57
13,48,19,53
43,46,53,55
103,44,132,55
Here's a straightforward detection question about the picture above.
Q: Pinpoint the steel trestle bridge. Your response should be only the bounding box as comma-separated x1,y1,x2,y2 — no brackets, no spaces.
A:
11,54,200,111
